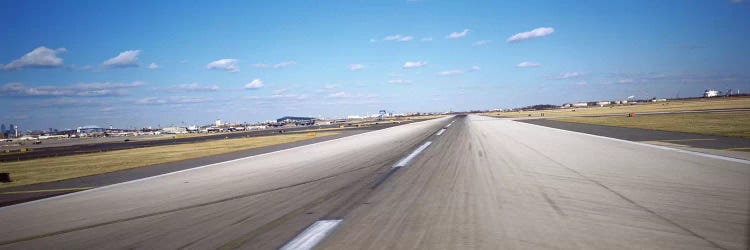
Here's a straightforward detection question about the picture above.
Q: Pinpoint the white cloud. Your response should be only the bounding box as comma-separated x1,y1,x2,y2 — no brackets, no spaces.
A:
516,61,541,68
1,81,145,97
324,84,339,89
135,96,214,105
550,72,584,80
369,38,377,43
617,79,635,84
437,70,465,76
2,46,66,70
244,79,264,89
273,88,290,94
207,59,240,72
327,91,349,98
446,29,470,39
102,50,141,68
388,79,413,84
167,83,219,92
383,35,414,42
403,61,428,69
473,40,491,46
148,62,159,69
437,66,480,76
348,64,366,71
252,61,296,69
507,27,554,43
421,37,433,42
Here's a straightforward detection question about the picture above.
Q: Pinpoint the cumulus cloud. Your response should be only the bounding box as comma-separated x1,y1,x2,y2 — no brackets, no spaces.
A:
252,61,296,69
550,72,584,80
516,61,541,68
207,59,240,72
148,63,159,69
327,92,349,98
447,29,469,39
437,70,465,76
437,66,480,76
244,79,264,89
135,96,214,105
403,61,428,69
472,40,491,46
388,79,413,84
616,79,635,84
507,27,554,43
2,46,66,70
273,88,290,94
383,35,414,42
348,64,366,71
167,83,219,92
102,50,141,68
1,81,145,97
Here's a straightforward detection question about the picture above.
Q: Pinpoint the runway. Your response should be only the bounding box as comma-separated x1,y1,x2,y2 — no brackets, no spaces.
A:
0,115,747,249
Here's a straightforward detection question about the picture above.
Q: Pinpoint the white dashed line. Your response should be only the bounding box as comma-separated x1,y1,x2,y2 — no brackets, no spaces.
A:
436,129,446,136
394,141,433,168
280,219,343,250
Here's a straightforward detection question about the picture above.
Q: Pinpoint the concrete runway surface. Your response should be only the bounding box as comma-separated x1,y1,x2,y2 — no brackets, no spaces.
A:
0,115,748,249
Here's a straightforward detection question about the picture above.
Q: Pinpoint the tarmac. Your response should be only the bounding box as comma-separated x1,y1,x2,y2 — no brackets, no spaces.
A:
0,115,746,249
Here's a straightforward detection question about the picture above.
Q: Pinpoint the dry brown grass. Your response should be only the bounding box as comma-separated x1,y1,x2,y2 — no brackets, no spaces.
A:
0,132,337,189
552,111,750,139
483,96,750,118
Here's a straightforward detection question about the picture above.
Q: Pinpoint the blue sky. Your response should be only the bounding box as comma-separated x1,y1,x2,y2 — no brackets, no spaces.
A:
1,0,749,130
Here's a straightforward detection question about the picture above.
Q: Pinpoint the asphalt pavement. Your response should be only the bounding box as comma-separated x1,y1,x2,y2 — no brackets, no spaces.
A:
521,119,750,150
0,115,747,249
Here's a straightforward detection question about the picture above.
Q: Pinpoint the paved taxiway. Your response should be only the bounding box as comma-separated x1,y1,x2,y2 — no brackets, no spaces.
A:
0,115,747,249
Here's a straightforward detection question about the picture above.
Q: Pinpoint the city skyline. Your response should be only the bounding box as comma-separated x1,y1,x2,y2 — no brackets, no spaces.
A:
2,1,750,130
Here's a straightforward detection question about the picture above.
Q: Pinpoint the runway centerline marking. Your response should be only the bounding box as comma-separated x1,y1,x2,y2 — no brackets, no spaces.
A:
436,129,446,136
280,219,342,250
394,141,433,168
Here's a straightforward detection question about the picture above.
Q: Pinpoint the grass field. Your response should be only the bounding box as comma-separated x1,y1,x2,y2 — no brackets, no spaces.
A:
552,111,750,139
0,132,337,189
484,96,750,118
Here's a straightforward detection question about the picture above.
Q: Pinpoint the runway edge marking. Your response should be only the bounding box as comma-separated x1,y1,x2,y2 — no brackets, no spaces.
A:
0,117,453,210
509,117,750,165
280,219,342,250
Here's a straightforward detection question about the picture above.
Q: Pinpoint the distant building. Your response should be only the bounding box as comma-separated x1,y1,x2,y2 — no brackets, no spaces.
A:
215,119,222,127
571,102,588,107
162,126,188,134
704,89,719,98
277,116,316,125
596,101,611,107
0,124,5,134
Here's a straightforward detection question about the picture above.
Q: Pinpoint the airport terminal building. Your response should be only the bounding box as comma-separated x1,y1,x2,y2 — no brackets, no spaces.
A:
276,116,316,126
